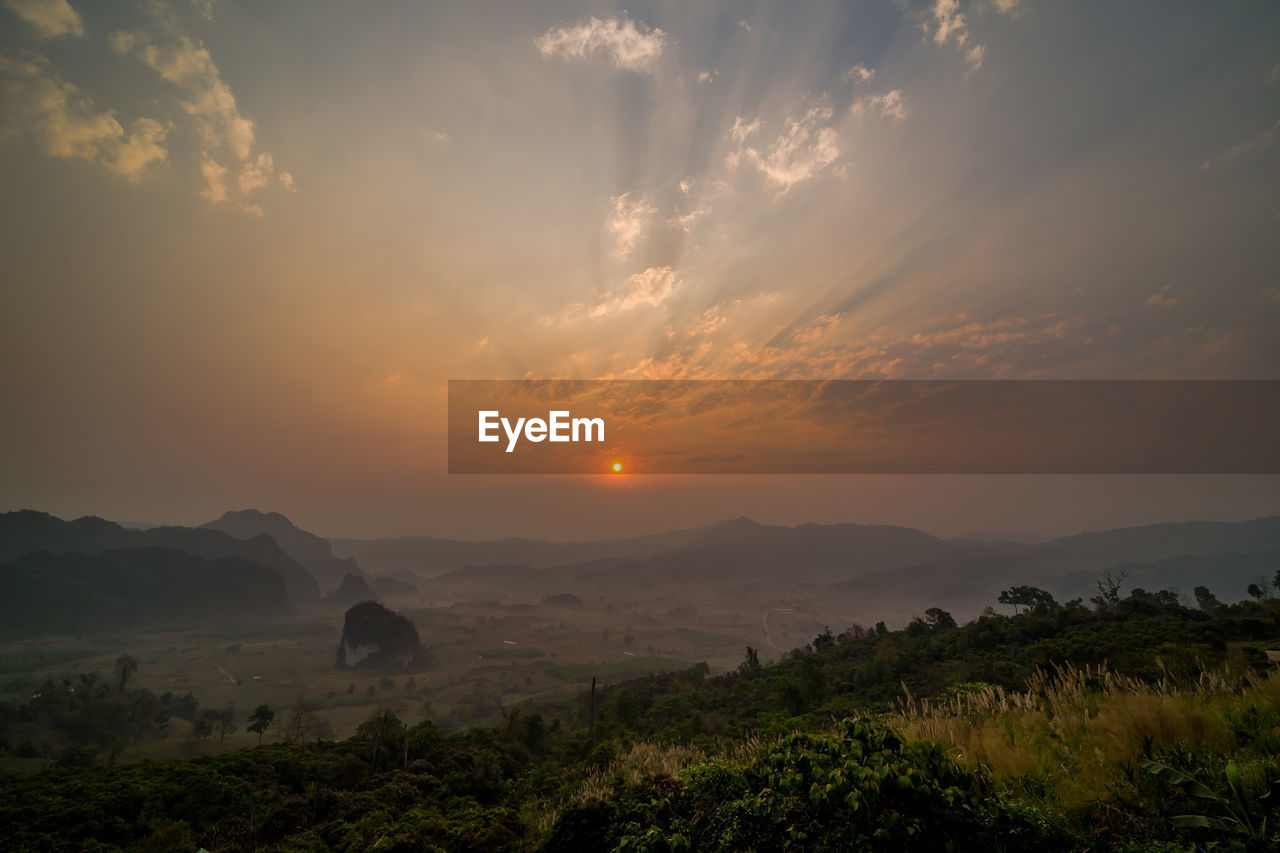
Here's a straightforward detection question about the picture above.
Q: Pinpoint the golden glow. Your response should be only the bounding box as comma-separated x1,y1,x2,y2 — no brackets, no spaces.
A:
612,462,623,472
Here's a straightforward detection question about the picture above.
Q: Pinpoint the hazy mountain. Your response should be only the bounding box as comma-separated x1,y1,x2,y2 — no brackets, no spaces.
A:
204,509,361,590
369,574,418,598
1040,551,1280,605
411,515,1280,623
0,510,320,605
1032,517,1280,565
331,516,938,578
835,516,1280,620
559,522,958,584
323,573,378,607
0,547,288,639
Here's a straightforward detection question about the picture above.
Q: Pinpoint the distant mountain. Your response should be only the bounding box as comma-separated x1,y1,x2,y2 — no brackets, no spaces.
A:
433,563,551,583
331,516,938,578
410,515,1280,624
204,509,361,590
369,574,418,598
0,510,320,605
1040,551,1280,605
835,516,1280,621
0,547,288,639
559,522,957,584
1032,517,1280,566
323,573,378,607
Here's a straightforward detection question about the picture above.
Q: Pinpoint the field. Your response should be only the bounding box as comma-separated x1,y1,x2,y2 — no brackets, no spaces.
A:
0,573,838,771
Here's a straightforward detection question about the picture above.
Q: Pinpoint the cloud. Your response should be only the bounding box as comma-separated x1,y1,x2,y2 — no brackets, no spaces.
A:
198,152,228,202
1145,284,1180,309
729,116,761,143
669,200,710,232
606,191,656,258
1201,119,1280,170
687,305,729,337
738,20,752,33
992,0,1024,16
726,107,841,193
110,30,254,160
845,64,876,83
925,0,985,71
697,69,717,85
0,53,167,182
545,267,685,325
4,0,83,39
110,7,290,212
590,266,682,317
851,89,907,121
535,15,667,74
189,0,214,22
112,117,169,182
792,313,844,343
237,151,275,195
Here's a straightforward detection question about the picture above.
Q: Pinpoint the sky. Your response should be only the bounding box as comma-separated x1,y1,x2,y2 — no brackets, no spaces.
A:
1,0,1278,541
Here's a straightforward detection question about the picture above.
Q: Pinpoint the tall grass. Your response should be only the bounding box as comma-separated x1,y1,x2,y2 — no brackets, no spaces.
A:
892,662,1280,810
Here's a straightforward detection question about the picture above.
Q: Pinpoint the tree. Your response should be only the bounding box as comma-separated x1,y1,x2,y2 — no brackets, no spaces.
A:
113,656,139,694
923,607,957,630
1194,585,1224,614
740,646,761,673
1092,571,1128,609
1247,578,1271,601
998,586,1059,615
813,626,835,651
357,707,404,773
197,707,235,742
838,624,868,643
282,701,332,744
192,713,215,741
247,704,274,746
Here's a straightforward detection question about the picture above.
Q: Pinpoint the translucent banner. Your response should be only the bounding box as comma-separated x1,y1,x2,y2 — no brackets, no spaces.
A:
447,380,1280,474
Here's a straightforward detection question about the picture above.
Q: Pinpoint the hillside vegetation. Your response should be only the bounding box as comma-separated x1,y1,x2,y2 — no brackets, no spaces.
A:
2,584,1278,851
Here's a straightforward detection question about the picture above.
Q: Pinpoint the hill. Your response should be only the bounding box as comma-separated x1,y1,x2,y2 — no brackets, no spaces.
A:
0,547,288,639
322,573,378,607
330,516,782,577
0,510,320,605
833,515,1280,621
203,509,361,590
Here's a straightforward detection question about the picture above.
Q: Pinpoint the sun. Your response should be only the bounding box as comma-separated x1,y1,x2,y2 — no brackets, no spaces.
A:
611,462,623,473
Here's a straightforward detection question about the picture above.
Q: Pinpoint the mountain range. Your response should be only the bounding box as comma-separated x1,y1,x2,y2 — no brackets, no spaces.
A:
0,510,321,605
2,508,1277,637
203,509,361,591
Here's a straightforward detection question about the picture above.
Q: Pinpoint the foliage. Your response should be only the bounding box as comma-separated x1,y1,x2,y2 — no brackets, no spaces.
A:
1,593,1277,850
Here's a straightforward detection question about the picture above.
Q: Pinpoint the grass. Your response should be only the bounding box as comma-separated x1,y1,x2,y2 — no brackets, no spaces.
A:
890,663,1280,813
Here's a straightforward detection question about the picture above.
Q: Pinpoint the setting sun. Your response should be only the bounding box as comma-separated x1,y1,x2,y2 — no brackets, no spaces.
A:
611,462,623,473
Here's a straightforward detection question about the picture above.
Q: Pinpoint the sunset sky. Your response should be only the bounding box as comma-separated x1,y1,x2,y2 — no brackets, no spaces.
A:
2,0,1278,540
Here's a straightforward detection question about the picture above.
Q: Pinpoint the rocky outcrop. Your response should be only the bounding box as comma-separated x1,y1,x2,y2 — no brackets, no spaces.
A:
336,601,421,669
